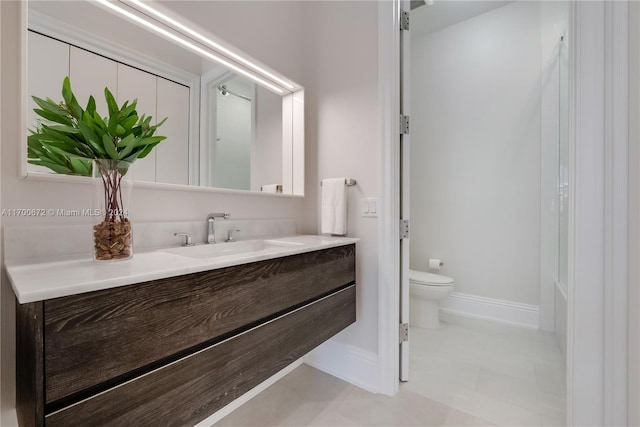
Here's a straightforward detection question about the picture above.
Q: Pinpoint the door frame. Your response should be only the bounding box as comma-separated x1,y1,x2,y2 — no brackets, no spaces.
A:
398,0,411,383
377,0,402,396
567,2,630,425
628,2,640,424
377,1,634,423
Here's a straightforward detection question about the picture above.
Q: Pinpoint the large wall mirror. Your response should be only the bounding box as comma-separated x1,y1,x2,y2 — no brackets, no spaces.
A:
24,0,305,195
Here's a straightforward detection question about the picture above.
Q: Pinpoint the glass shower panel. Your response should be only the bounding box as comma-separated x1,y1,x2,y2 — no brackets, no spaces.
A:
558,36,569,290
213,76,253,190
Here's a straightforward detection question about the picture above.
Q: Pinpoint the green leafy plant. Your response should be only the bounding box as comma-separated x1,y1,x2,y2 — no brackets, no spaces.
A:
28,76,166,175
28,77,167,260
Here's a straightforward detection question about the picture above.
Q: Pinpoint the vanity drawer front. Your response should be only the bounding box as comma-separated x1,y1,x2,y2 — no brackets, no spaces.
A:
44,244,355,405
45,286,356,427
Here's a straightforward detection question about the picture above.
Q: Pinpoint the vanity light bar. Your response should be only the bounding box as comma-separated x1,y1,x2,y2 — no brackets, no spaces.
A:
94,0,284,94
126,0,296,91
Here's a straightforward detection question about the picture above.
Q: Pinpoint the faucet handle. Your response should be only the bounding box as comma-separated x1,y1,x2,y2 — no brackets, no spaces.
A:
226,229,240,243
174,233,195,247
207,212,230,221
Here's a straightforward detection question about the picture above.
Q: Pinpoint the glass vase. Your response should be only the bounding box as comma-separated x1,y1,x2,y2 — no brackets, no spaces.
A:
92,159,133,261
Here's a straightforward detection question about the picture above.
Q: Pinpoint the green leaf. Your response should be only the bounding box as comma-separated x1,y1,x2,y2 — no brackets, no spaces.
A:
86,96,96,116
44,124,81,134
32,97,74,123
120,102,137,118
32,109,72,126
120,115,138,132
69,157,91,176
117,134,136,159
104,86,118,118
40,141,90,161
145,117,168,136
134,138,163,160
117,133,135,147
102,133,119,159
29,159,73,175
32,96,68,115
37,144,67,166
31,134,79,154
77,120,106,156
122,150,143,163
82,110,95,127
107,115,119,136
140,115,152,128
125,135,165,148
156,117,168,128
61,77,84,119
93,111,107,131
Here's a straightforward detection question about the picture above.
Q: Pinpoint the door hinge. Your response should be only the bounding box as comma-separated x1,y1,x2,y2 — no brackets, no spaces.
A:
400,323,409,343
400,11,410,31
400,115,410,134
400,219,409,239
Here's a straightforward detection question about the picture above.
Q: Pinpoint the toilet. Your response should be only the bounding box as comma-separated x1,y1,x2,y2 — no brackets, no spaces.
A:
409,269,454,328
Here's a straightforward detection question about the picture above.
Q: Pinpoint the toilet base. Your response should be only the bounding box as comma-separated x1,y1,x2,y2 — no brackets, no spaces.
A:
410,298,441,328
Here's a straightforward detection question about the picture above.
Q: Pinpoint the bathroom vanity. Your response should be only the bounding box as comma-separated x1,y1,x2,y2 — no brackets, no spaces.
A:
9,236,356,427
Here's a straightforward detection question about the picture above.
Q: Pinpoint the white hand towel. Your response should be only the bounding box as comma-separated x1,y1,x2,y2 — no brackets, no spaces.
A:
261,184,281,193
321,178,347,235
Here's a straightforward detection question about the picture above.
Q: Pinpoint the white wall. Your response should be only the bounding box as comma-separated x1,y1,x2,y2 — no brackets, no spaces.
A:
0,2,307,423
300,1,380,363
410,1,542,306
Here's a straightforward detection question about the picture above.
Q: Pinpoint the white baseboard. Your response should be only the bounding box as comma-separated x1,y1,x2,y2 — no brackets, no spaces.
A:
194,358,304,427
304,339,380,394
439,292,540,329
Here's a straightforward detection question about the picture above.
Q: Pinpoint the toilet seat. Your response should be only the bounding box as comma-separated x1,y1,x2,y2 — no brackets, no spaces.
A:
409,269,453,287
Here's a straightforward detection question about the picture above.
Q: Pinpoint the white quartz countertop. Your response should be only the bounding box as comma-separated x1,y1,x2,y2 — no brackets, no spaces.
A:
7,235,359,304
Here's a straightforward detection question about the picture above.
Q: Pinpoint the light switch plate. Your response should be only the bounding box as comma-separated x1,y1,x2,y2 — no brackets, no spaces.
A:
362,198,378,217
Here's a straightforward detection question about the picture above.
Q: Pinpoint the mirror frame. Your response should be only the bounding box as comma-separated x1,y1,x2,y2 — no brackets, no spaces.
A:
20,0,305,197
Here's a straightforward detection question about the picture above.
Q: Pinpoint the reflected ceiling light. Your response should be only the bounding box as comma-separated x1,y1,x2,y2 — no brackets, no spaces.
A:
94,0,284,94
127,0,296,90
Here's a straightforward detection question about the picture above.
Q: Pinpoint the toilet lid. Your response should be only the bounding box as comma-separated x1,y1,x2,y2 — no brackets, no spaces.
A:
409,270,454,286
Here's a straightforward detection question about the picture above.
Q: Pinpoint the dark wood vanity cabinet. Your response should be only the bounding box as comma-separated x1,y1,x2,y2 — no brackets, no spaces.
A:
16,244,356,427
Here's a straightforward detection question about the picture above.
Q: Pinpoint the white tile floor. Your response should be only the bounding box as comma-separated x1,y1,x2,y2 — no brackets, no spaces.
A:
215,313,566,427
403,313,566,426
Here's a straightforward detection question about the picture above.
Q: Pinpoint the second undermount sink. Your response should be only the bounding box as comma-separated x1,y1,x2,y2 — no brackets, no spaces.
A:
162,238,304,260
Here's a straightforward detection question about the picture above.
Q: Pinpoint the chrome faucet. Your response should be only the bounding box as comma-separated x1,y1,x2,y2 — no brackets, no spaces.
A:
225,229,240,243
174,232,194,247
207,213,230,243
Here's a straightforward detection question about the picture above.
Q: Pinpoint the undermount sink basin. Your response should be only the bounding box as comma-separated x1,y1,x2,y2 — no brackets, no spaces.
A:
162,238,305,260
